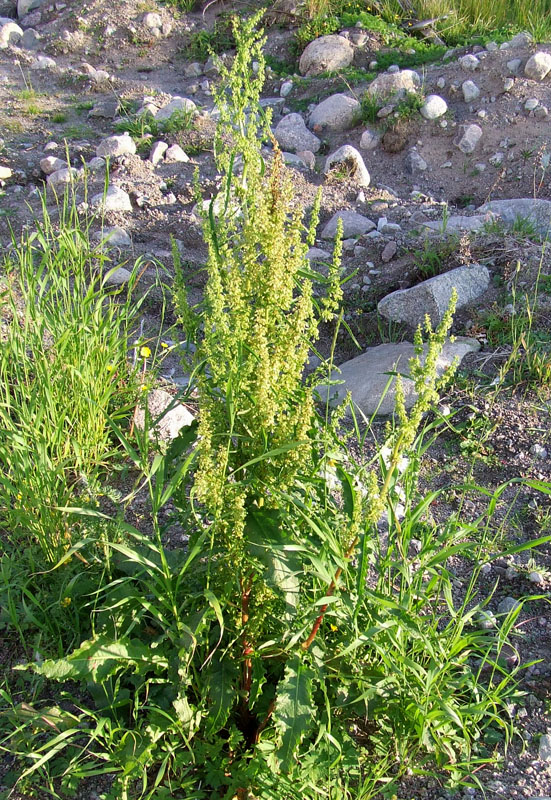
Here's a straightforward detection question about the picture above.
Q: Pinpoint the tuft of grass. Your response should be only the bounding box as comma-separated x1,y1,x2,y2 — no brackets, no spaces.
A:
114,108,196,143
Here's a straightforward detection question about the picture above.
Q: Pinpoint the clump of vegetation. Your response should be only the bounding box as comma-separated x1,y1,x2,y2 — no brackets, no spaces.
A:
114,107,196,143
187,16,236,60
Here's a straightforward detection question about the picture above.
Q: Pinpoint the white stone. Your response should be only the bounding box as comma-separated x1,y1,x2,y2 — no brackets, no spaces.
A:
134,388,195,441
462,80,480,102
365,69,420,100
96,134,136,158
274,113,321,153
489,152,504,167
0,21,22,47
165,144,189,162
455,124,483,154
47,167,78,189
485,41,498,52
315,338,480,417
378,264,490,328
149,140,168,165
360,127,381,150
419,94,447,120
525,52,551,81
142,12,162,29
280,80,293,98
459,54,479,71
320,209,375,239
40,156,66,175
324,145,370,188
309,93,360,132
90,185,132,213
299,34,354,77
184,62,202,77
30,55,56,69
155,97,197,122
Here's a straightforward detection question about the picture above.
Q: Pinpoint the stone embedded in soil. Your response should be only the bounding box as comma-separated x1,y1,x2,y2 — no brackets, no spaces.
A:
525,52,551,81
507,58,522,74
462,79,480,102
529,571,545,584
96,134,137,158
381,240,397,262
539,734,551,762
274,113,321,153
497,596,521,615
165,144,189,163
477,610,497,630
97,226,131,247
477,197,551,235
20,27,40,49
104,266,132,285
324,145,370,187
531,443,548,459
134,388,195,441
454,123,483,154
320,209,375,239
420,213,489,233
404,148,427,174
30,55,56,70
419,94,447,120
155,97,197,121
309,93,360,132
359,127,381,150
90,185,132,213
314,338,480,417
40,156,66,175
298,34,354,77
47,167,78,189
0,21,23,47
143,12,162,29
17,0,40,16
149,141,168,165
377,264,490,328
306,247,330,261
458,54,479,71
365,69,420,100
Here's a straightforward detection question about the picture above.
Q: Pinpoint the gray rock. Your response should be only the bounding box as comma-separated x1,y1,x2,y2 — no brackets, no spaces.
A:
419,94,447,120
280,80,293,98
539,734,551,762
320,209,375,239
381,240,397,262
149,140,168,165
510,31,532,47
420,214,489,233
0,20,22,47
17,0,40,16
88,98,119,118
507,58,522,74
20,27,40,49
96,134,136,158
462,79,480,102
530,443,548,459
404,148,427,174
142,11,162,29
306,247,330,261
155,97,196,121
30,55,56,69
274,113,321,153
378,264,490,328
458,54,479,71
165,144,189,162
525,97,539,111
40,155,66,175
90,185,132,213
309,93,360,132
359,127,381,150
497,596,521,615
477,198,551,235
477,610,497,630
98,226,131,247
324,145,370,187
529,571,544,584
315,338,480,417
525,52,551,81
454,123,482,154
297,150,315,169
365,69,420,100
184,62,202,77
134,388,195,441
104,267,132,285
299,34,354,77
87,156,106,172
47,167,78,189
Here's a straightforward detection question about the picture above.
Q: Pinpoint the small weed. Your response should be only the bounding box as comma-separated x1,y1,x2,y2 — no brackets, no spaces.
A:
51,112,67,124
74,100,94,113
510,215,539,239
114,108,195,141
395,89,425,120
360,91,381,123
188,17,235,60
412,234,459,280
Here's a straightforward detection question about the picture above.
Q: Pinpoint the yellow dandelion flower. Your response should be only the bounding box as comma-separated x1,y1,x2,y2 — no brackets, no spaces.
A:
16,492,22,502
60,597,72,608
161,341,169,349
106,364,115,372
140,384,148,392
140,346,151,359
330,624,338,632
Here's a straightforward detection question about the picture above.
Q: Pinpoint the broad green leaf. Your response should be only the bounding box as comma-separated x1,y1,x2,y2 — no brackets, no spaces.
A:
273,654,314,772
205,657,238,736
173,694,201,738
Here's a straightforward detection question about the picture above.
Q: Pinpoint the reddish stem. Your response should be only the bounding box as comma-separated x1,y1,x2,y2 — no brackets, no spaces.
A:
301,535,359,651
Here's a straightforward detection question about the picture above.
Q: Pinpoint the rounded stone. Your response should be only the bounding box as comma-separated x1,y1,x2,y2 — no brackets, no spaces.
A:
419,94,447,120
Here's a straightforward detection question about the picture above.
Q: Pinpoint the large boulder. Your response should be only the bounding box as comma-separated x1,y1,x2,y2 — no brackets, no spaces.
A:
274,113,321,153
299,34,354,77
320,210,375,239
315,338,480,417
309,93,360,132
365,69,420,100
324,145,370,187
377,264,490,328
477,198,551,235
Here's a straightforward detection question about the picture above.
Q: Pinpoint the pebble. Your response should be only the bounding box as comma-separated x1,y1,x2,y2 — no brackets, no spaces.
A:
530,444,547,459
96,134,136,158
90,185,132,213
165,144,189,162
419,94,447,120
381,240,397,262
525,98,540,111
529,571,544,584
455,124,482,154
459,54,479,71
539,734,551,762
462,80,480,102
497,596,521,615
149,140,168,165
525,52,551,81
